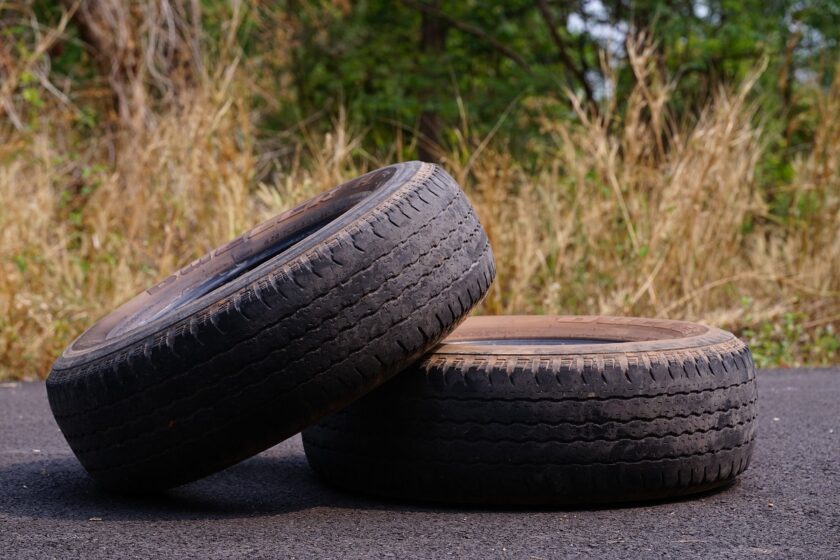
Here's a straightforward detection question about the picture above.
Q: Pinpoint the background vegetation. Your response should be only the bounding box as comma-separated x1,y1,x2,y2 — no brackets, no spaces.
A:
1,0,838,380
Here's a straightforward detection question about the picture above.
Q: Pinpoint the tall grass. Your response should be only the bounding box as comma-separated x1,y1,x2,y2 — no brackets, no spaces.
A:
0,7,837,379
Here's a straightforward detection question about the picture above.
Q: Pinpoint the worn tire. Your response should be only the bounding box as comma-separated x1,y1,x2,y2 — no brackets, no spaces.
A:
303,316,758,505
46,161,495,490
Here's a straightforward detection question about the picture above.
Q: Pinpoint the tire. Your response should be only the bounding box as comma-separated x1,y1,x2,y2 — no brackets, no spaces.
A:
303,315,758,505
46,161,495,490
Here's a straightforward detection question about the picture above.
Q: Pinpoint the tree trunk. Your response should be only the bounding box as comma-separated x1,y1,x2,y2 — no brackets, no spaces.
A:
418,1,447,162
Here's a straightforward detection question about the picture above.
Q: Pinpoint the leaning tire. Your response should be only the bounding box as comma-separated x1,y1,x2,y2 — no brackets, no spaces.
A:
46,161,495,490
303,315,758,505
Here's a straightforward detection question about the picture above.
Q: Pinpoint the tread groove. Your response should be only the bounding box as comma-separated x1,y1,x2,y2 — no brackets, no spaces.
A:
303,315,757,505
46,163,496,489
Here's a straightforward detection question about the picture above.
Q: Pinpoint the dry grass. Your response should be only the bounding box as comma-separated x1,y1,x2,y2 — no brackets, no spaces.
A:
0,8,838,379
455,41,839,365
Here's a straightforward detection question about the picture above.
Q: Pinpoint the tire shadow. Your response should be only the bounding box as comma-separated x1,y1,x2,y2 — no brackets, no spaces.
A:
0,447,740,522
0,449,376,521
311,474,741,513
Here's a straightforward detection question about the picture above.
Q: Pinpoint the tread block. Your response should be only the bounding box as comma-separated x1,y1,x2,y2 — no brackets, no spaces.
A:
303,317,757,506
46,162,495,490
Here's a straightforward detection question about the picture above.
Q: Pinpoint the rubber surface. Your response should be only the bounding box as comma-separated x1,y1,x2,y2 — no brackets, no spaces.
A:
1,371,837,559
45,161,495,490
303,316,757,505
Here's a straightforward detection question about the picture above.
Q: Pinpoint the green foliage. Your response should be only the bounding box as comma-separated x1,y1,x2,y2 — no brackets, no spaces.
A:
743,313,840,368
8,1,838,162
225,0,839,167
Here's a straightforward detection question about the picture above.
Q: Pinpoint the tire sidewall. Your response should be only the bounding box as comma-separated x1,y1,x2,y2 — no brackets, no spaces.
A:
52,161,427,370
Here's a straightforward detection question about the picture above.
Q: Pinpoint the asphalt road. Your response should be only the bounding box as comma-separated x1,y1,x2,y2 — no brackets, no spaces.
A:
1,368,838,559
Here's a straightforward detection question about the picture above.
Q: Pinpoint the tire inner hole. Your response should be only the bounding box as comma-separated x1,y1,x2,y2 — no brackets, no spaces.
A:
448,338,622,346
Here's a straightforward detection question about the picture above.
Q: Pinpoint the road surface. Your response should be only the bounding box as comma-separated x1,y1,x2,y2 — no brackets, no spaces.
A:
1,368,838,559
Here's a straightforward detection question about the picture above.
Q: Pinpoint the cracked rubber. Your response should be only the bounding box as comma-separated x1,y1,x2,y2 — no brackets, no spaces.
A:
46,161,495,490
302,316,758,505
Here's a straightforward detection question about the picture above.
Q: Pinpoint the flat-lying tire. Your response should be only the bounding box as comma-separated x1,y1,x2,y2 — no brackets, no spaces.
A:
303,315,757,505
47,161,495,490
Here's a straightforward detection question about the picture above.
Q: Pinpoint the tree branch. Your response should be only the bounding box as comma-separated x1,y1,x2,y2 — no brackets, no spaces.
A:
535,0,597,107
